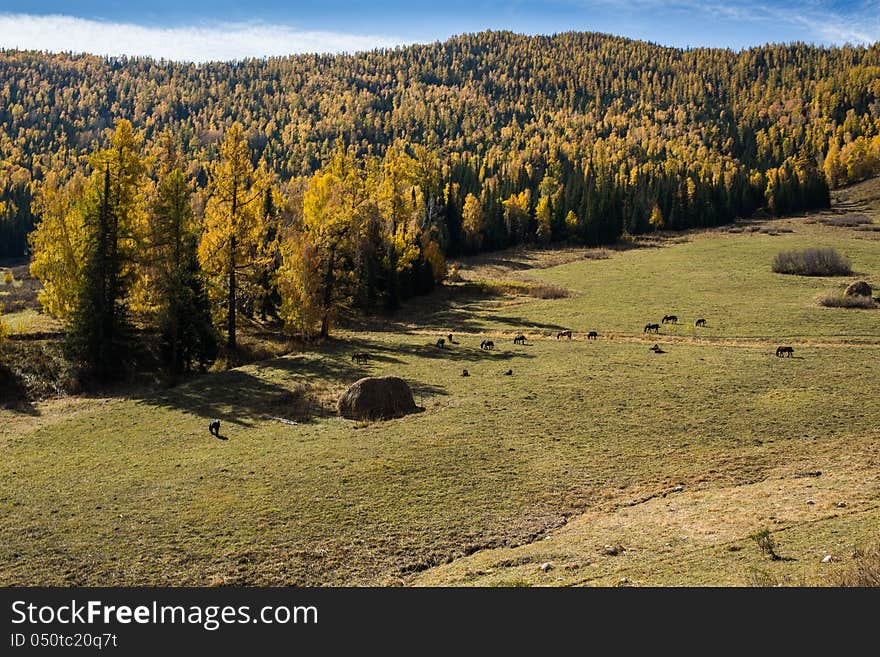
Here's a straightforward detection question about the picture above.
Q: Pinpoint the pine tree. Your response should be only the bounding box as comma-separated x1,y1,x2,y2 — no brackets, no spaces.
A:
65,120,145,382
151,167,217,380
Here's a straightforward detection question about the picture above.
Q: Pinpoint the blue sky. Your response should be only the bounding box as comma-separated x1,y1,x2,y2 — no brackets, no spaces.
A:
0,1,877,61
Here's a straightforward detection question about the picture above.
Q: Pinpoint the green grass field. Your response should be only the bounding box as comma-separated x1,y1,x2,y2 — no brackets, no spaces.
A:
2,180,879,586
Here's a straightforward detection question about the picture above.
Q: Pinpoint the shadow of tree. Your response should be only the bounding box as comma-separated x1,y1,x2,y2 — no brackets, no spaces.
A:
342,336,536,364
482,315,570,332
133,336,476,425
0,363,40,415
137,369,301,428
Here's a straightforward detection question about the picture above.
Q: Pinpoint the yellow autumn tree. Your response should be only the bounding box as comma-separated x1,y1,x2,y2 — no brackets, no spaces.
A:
277,231,325,339
462,193,484,251
421,237,446,281
29,169,88,317
649,204,665,230
198,123,262,353
502,189,531,243
279,144,361,337
29,120,148,320
564,209,579,237
0,302,7,343
535,195,553,244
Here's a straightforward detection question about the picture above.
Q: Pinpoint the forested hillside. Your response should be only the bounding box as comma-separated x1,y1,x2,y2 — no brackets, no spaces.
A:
2,31,880,261
2,31,880,382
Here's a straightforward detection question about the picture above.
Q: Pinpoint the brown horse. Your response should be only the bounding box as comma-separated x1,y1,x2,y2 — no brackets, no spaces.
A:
644,323,660,334
662,314,678,324
480,340,495,350
556,330,572,339
513,334,526,345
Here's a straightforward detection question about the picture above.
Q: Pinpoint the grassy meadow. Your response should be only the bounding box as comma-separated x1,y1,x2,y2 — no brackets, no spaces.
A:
1,180,879,586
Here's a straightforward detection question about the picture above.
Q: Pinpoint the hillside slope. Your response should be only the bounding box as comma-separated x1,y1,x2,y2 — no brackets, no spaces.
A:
2,178,878,586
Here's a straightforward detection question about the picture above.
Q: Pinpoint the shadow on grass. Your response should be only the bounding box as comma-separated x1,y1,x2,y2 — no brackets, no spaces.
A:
341,336,536,365
482,315,570,332
132,335,496,426
0,363,40,415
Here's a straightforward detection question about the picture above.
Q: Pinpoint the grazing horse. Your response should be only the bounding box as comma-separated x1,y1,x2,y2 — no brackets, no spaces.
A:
208,419,221,437
662,314,678,324
513,334,526,345
351,352,370,365
695,318,707,327
650,344,666,354
776,346,794,357
587,331,598,340
644,323,660,334
480,340,495,350
436,338,446,348
556,330,572,340
461,369,470,377
504,369,513,376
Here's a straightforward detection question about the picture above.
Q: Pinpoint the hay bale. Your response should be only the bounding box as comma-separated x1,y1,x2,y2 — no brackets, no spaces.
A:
845,280,872,297
338,376,419,420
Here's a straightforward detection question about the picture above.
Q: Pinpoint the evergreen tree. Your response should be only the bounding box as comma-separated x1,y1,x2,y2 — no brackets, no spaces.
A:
65,120,145,382
151,167,218,380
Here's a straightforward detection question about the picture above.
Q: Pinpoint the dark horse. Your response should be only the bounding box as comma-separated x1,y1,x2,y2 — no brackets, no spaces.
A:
480,340,495,350
587,331,598,340
436,338,446,348
513,334,526,345
644,323,660,334
556,330,572,339
695,318,707,327
662,314,678,324
776,346,794,357
208,419,221,437
351,352,370,364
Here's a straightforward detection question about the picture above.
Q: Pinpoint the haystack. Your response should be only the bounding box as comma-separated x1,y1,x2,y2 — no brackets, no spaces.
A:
338,376,419,420
845,280,872,297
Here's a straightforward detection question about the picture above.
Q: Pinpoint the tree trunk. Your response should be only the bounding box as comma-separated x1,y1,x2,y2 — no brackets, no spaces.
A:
227,186,238,355
228,233,236,353
319,246,336,339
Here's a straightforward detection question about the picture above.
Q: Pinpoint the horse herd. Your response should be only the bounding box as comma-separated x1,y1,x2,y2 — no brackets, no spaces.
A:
644,315,707,333
349,315,796,368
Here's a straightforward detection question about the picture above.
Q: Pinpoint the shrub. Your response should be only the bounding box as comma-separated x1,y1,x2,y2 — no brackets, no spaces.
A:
772,248,852,276
818,290,875,308
528,283,571,299
750,527,781,560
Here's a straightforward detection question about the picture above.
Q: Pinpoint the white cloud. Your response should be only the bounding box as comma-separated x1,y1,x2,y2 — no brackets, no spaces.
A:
0,13,410,62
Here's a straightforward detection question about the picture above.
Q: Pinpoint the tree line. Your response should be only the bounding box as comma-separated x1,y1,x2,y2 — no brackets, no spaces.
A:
27,120,445,382
4,31,880,381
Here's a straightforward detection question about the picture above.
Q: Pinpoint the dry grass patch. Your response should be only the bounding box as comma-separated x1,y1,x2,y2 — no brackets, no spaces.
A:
838,543,880,587
817,290,875,308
